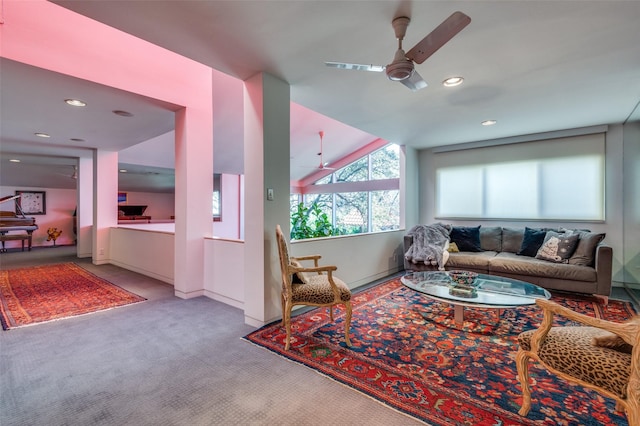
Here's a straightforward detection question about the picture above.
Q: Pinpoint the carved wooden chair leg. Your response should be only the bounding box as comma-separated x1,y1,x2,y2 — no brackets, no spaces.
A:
516,349,533,416
625,388,640,426
329,305,334,321
281,293,286,327
344,301,352,347
284,304,293,351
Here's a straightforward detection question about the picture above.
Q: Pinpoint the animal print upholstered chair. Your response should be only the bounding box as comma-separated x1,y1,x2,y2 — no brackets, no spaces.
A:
275,225,352,351
516,298,639,425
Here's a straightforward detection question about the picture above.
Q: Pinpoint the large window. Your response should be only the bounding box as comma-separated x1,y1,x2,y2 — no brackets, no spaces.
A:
435,134,605,221
291,144,400,238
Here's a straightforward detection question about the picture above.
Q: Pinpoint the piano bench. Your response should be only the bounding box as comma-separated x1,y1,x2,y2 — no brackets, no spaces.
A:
0,234,32,252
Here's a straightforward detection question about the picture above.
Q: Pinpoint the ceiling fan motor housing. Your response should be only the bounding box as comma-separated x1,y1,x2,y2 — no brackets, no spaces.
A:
386,17,414,81
386,49,414,81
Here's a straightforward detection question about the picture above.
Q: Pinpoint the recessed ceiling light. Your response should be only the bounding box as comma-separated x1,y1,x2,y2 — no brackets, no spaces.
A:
34,132,51,138
65,99,87,107
481,120,497,126
443,76,464,87
9,159,21,163
113,110,134,117
119,169,128,173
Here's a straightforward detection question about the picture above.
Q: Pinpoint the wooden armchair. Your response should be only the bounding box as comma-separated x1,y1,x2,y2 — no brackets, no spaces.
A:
516,298,639,425
275,225,352,351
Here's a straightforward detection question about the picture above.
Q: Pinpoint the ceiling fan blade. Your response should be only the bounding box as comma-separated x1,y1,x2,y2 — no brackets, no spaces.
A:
400,70,428,92
325,62,385,72
405,11,471,65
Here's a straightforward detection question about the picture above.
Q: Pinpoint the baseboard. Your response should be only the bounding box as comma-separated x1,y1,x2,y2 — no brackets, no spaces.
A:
205,290,244,310
109,259,174,285
350,266,404,289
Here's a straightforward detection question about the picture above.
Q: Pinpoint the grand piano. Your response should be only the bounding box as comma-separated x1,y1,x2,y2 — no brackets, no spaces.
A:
0,195,39,252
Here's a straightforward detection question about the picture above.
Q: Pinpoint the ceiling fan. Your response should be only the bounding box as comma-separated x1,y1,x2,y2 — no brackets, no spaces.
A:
302,131,336,171
52,165,78,179
325,11,471,92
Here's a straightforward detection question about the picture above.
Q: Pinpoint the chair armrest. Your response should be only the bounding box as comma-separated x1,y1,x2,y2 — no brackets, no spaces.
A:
292,254,322,262
535,299,638,346
292,254,322,269
289,265,337,274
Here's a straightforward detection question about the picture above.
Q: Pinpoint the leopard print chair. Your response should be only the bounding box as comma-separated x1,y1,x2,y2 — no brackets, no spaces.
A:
516,298,639,425
275,225,352,351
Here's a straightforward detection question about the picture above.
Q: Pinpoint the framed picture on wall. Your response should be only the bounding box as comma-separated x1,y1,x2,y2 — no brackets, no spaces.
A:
15,190,46,215
118,192,127,203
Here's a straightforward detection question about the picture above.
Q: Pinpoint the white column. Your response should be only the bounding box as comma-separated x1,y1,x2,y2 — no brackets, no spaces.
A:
76,154,93,258
92,150,118,265
243,73,291,326
173,101,214,298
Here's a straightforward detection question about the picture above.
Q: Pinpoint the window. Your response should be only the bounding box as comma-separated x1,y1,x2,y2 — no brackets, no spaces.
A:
435,134,605,221
212,173,221,221
291,144,400,239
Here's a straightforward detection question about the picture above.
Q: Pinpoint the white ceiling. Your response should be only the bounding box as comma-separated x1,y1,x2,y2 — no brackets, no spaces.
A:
1,1,639,193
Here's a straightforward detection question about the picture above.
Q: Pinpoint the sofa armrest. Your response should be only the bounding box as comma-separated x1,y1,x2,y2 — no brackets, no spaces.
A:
594,244,613,297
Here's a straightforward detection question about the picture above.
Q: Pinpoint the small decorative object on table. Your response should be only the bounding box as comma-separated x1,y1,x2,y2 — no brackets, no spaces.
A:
448,270,479,298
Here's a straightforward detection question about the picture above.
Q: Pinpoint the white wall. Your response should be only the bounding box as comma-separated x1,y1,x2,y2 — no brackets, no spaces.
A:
203,237,245,308
109,226,175,284
418,124,633,285
0,186,76,248
291,230,405,289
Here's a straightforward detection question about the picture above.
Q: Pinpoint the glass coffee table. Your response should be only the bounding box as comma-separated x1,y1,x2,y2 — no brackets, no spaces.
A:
401,271,551,325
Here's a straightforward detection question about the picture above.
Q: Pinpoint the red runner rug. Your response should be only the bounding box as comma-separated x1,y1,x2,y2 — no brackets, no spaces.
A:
0,263,145,330
244,277,635,425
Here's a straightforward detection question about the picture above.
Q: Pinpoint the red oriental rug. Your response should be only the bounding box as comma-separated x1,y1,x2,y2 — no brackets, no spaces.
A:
244,277,636,426
0,263,145,330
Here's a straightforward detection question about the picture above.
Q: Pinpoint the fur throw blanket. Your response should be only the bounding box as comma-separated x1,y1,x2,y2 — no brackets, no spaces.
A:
405,223,451,270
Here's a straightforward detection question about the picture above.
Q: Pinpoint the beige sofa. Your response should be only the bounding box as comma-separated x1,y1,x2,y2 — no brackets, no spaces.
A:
404,226,612,300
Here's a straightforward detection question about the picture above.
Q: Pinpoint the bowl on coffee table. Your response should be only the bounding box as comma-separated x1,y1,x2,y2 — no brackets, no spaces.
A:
448,270,479,298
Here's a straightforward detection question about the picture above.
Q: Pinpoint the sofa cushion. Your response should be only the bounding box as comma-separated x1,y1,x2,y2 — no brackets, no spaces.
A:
501,228,524,253
447,251,497,270
517,227,547,257
535,231,580,263
490,252,596,282
480,226,502,252
568,231,606,266
450,226,482,252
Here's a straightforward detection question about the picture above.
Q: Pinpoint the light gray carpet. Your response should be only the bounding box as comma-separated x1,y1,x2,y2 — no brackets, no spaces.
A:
0,247,422,426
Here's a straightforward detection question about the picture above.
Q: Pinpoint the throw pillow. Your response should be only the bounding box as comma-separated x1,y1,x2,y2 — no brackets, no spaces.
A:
449,226,482,252
448,242,460,253
535,231,580,263
501,228,524,253
517,227,547,257
290,259,309,284
480,226,502,252
592,315,639,354
568,231,606,266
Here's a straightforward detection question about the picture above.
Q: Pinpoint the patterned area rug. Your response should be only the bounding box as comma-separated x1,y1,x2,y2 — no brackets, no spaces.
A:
0,263,145,330
244,277,635,425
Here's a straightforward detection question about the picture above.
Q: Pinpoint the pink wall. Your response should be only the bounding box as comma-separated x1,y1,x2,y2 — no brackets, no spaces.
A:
1,0,214,296
0,186,76,248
